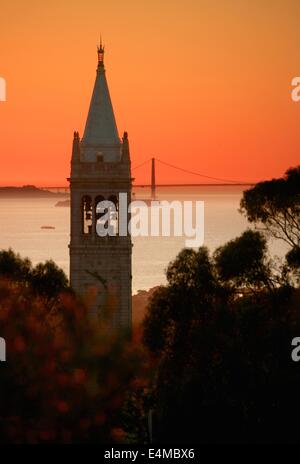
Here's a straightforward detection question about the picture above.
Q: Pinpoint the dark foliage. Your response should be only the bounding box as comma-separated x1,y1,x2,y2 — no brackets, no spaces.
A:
136,167,300,443
0,250,143,443
214,230,270,288
141,245,300,443
240,166,300,255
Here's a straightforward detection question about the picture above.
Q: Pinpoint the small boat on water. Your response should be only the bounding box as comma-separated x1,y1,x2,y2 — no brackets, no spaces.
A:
41,226,56,230
55,199,70,207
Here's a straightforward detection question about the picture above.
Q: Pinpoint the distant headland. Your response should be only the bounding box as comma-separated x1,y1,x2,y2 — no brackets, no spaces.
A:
0,185,69,198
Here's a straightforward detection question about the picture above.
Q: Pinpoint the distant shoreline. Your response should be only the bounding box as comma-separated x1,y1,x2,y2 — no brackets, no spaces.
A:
0,183,254,191
0,186,68,198
134,183,254,187
0,183,251,200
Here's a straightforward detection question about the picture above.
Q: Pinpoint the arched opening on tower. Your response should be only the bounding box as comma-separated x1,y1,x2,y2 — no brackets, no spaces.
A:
95,195,119,236
95,195,106,236
108,195,119,236
82,195,93,235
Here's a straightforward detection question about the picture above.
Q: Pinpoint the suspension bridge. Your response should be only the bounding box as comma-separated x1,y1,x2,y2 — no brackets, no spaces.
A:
39,157,253,193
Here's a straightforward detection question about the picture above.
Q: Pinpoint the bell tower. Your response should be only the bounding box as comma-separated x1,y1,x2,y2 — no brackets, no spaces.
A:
69,43,132,329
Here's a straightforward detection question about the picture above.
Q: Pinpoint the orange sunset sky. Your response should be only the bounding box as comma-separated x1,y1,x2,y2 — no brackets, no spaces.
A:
0,0,300,186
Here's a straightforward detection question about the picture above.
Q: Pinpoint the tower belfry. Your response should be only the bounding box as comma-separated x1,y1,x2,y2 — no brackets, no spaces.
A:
69,44,132,329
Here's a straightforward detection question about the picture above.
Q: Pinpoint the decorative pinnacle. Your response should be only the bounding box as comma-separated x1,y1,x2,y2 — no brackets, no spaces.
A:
97,36,105,68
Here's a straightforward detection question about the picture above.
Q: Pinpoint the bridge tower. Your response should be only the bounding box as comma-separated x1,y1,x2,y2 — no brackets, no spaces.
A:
151,157,156,200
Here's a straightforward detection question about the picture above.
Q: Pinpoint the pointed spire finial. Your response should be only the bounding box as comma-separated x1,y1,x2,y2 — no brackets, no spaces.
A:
97,35,105,68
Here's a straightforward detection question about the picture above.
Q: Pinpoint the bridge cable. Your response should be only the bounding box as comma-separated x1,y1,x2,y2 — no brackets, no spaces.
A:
132,158,152,171
155,158,246,184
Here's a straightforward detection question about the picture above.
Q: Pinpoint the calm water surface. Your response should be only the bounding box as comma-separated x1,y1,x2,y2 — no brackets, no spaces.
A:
0,186,287,293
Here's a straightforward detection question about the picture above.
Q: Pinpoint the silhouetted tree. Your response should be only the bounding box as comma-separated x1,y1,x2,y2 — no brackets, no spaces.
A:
140,239,300,443
214,230,277,291
240,166,300,259
0,249,31,282
30,260,69,298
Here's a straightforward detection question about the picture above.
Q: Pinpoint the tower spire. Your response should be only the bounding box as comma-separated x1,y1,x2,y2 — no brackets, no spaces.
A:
81,41,120,150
